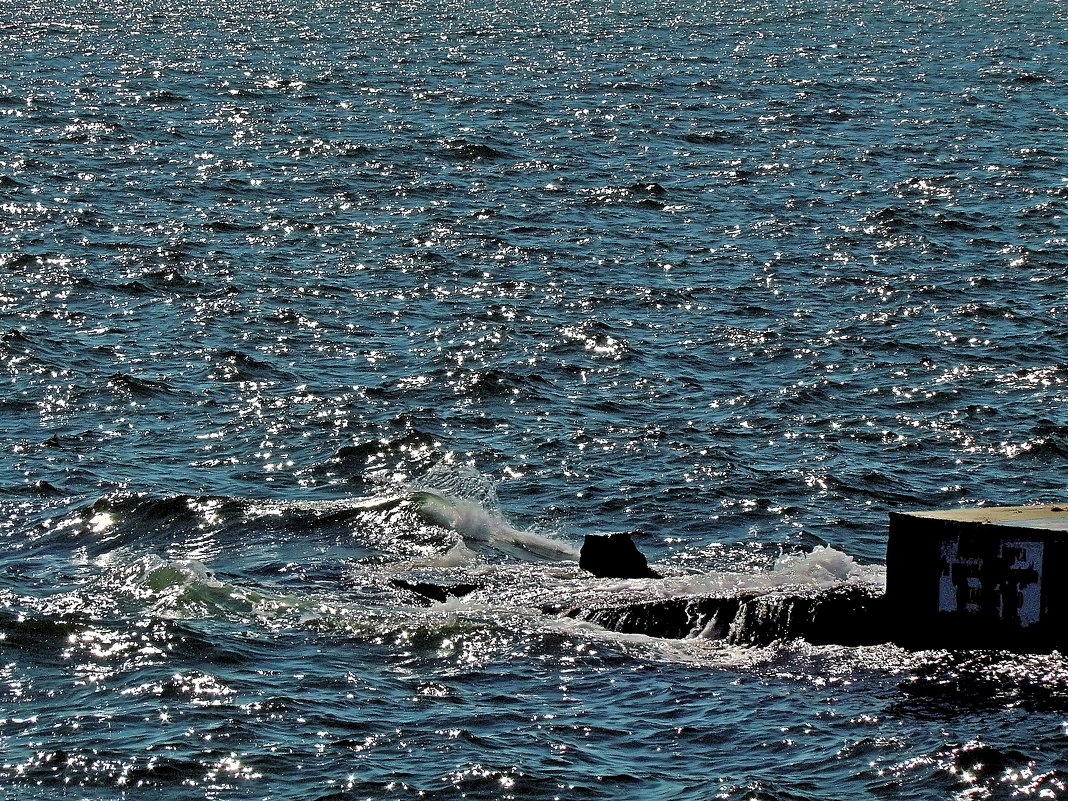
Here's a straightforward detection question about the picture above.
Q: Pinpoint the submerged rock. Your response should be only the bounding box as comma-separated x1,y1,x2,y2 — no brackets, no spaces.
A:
390,578,481,605
381,529,895,648
551,582,889,646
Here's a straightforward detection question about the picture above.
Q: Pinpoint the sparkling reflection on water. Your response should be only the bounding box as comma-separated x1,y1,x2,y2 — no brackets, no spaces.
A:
2,0,1068,798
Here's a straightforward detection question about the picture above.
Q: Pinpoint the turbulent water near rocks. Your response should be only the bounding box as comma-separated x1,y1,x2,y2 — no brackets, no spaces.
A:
2,0,1068,798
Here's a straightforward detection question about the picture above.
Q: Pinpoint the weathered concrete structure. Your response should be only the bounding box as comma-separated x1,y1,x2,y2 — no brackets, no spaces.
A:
887,505,1068,652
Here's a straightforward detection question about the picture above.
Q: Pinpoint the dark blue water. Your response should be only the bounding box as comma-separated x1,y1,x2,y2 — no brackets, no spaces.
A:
3,0,1068,798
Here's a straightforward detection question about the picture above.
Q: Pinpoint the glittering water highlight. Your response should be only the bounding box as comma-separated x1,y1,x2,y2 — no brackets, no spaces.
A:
2,0,1068,798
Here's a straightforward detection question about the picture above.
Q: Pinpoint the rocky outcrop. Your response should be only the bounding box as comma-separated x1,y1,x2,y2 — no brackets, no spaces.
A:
549,582,888,646
579,533,662,579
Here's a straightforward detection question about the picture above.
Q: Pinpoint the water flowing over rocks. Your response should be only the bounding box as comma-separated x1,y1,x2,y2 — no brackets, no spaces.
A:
550,582,888,646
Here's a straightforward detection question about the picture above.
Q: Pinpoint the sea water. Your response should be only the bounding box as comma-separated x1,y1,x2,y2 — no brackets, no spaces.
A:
2,0,1068,798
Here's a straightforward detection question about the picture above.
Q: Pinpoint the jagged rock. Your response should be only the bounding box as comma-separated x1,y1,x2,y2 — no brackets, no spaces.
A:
579,532,662,579
390,578,480,605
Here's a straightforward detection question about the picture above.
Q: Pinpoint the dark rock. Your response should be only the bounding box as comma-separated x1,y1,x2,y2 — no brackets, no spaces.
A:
390,579,480,605
579,533,661,579
561,596,738,640
559,582,888,645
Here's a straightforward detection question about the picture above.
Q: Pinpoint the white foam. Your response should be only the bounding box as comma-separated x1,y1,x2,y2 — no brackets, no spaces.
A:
594,546,885,600
772,545,883,585
412,491,580,561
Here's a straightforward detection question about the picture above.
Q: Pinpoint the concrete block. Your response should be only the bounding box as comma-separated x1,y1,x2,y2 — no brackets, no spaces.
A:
887,505,1068,651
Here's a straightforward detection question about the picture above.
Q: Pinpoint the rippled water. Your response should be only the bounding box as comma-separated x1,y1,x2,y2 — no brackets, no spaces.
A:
2,0,1068,798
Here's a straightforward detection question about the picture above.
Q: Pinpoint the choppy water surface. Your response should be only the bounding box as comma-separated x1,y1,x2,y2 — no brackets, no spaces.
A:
2,0,1068,798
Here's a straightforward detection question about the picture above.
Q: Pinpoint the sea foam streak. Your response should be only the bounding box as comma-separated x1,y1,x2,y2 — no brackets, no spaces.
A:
409,489,580,561
579,545,885,603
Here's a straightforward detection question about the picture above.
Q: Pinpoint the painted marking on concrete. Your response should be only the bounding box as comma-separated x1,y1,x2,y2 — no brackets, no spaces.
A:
937,536,1044,626
999,539,1043,627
